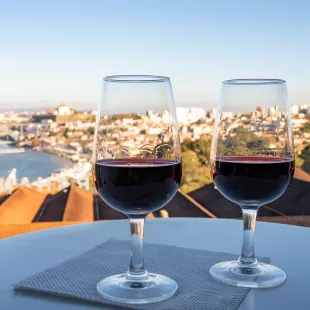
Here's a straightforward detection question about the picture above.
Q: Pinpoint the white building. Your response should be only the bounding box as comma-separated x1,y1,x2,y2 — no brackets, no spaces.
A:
299,104,308,111
176,108,188,124
222,112,235,119
268,107,276,117
291,105,299,115
122,118,134,125
54,104,74,116
162,111,171,124
188,108,206,123
148,127,161,135
208,108,217,119
149,114,161,123
176,107,206,124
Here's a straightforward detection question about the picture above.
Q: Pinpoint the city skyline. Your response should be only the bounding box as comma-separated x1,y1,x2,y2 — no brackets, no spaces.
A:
0,0,310,109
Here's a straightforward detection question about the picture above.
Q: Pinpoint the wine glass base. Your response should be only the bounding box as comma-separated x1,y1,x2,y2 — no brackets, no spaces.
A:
210,261,286,288
97,273,178,304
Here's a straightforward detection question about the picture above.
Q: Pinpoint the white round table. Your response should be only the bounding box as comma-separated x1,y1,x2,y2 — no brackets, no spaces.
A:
1,218,309,309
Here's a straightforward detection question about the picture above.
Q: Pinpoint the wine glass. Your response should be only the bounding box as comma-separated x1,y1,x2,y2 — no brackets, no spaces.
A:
210,79,294,288
92,75,181,304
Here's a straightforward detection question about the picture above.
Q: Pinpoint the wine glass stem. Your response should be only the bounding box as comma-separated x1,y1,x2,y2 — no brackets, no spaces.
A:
127,217,148,280
238,207,258,266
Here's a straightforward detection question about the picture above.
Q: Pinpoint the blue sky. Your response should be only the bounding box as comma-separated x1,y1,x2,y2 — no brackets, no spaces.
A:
0,0,309,110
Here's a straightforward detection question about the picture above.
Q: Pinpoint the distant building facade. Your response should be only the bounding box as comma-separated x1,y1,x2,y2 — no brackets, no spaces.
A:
53,104,74,116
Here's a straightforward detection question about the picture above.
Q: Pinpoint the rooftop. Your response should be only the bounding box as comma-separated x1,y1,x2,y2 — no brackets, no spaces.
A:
0,168,309,239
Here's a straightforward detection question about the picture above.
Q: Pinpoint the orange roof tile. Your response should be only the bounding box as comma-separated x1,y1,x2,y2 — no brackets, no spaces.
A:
0,186,46,225
62,184,94,222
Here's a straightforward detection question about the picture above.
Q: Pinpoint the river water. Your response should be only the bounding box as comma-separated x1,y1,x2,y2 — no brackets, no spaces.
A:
0,143,74,182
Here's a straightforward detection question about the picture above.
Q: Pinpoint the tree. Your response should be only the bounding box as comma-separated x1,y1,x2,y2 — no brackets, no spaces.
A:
181,135,211,164
190,136,211,164
222,126,271,154
181,139,192,152
63,128,70,139
132,113,142,120
87,127,95,135
181,150,200,184
31,138,40,147
302,124,310,133
180,150,212,193
300,146,310,174
295,151,304,168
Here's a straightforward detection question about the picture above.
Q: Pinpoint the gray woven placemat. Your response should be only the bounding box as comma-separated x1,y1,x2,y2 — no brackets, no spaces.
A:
14,239,269,309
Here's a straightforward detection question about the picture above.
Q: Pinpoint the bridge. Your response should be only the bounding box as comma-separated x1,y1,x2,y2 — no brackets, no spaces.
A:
0,124,30,142
0,123,44,142
0,125,21,141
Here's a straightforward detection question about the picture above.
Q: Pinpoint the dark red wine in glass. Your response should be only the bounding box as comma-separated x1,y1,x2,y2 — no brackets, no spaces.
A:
94,158,181,216
211,156,294,208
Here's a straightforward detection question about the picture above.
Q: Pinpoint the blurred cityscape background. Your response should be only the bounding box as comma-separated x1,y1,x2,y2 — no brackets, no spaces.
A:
0,0,309,237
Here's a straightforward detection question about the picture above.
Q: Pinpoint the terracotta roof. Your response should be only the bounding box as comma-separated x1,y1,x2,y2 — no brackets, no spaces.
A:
94,195,127,220
185,177,310,218
0,194,10,205
0,186,46,224
267,178,310,216
35,188,70,222
63,184,94,222
93,195,154,220
177,189,216,218
161,192,213,218
0,186,154,226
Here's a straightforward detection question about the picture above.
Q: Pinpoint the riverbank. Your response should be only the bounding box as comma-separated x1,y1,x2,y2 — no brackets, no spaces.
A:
33,146,91,163
0,148,25,154
0,141,25,154
0,149,74,182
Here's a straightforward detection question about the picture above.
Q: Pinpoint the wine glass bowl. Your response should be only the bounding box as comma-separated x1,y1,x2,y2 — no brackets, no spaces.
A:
210,79,294,288
92,75,181,303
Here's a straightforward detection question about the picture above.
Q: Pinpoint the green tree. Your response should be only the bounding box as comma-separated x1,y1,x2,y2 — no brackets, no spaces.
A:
87,127,95,135
63,128,70,139
181,150,200,184
181,135,211,164
190,136,211,164
295,152,304,168
223,126,271,154
31,138,40,147
302,124,310,133
181,139,192,152
132,113,142,120
180,150,212,193
300,145,310,174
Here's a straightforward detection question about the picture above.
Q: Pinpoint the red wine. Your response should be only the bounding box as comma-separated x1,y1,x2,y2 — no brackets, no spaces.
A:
93,158,181,216
211,156,294,207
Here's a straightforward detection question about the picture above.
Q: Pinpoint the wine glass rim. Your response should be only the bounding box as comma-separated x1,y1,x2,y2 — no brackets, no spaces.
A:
104,75,170,83
223,79,286,85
